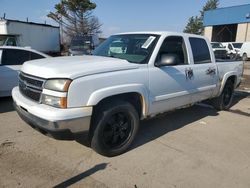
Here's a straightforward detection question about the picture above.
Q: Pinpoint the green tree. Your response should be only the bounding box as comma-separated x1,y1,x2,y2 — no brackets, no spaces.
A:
183,0,219,34
183,16,203,35
48,0,101,38
200,0,219,19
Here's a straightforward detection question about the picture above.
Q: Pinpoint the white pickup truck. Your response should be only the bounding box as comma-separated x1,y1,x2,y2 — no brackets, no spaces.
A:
12,32,243,156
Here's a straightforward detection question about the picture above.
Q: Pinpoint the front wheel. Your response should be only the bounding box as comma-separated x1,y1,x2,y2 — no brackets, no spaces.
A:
211,81,234,110
91,100,139,157
229,53,235,60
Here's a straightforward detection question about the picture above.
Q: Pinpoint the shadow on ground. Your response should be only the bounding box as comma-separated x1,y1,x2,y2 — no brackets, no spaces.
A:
228,90,250,117
53,163,108,188
0,97,14,113
131,103,218,151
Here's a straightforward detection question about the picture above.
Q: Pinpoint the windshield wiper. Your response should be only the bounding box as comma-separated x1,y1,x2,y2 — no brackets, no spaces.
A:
110,55,139,64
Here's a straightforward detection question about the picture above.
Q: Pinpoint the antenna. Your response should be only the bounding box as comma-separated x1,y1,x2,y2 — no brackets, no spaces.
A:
3,13,6,19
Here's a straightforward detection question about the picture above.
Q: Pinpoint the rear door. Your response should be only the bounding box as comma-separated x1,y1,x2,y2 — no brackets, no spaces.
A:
0,49,30,96
188,37,218,103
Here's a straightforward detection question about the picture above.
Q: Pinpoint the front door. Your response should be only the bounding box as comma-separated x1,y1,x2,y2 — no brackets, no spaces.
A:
148,36,193,115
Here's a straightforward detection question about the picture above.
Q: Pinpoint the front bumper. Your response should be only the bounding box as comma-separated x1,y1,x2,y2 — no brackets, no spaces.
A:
12,87,92,140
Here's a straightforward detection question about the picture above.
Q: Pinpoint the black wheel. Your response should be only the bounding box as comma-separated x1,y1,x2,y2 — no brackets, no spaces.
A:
242,53,248,61
229,53,235,60
211,81,234,110
90,100,139,157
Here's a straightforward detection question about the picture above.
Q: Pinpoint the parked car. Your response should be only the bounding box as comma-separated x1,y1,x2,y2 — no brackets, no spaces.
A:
0,46,49,97
211,42,228,59
222,42,243,59
239,42,250,61
68,35,100,56
12,32,243,156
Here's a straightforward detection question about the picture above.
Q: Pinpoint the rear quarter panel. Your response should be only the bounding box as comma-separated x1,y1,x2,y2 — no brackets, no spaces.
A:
216,61,243,95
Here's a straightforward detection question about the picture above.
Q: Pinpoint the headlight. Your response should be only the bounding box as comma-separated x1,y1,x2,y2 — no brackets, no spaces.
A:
41,94,67,108
44,79,72,92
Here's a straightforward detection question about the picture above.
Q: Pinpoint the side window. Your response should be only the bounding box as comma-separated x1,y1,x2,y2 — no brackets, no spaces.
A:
228,44,233,50
1,49,30,65
189,37,211,64
0,50,2,65
30,52,45,60
6,37,17,46
157,36,188,65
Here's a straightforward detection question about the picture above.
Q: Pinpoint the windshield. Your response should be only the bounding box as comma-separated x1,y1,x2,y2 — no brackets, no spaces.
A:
70,36,92,50
93,34,159,64
232,43,243,49
0,36,8,46
211,42,224,48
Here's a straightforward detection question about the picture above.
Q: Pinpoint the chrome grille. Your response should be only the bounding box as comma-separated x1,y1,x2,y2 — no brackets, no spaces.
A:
19,72,45,102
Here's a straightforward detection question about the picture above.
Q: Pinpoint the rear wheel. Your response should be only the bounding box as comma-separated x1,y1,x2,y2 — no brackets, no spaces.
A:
211,81,234,110
90,100,139,157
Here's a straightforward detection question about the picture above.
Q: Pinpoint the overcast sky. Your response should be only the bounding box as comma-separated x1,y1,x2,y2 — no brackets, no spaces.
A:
0,0,249,37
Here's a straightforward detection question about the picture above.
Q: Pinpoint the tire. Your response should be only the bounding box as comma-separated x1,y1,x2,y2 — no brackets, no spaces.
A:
211,81,234,110
242,53,248,61
229,53,235,60
90,100,139,157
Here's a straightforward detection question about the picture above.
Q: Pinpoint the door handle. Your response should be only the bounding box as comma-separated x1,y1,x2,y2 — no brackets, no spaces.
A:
185,68,193,80
206,67,216,75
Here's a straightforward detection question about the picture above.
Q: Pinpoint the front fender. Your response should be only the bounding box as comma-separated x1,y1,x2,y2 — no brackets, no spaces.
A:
87,84,149,118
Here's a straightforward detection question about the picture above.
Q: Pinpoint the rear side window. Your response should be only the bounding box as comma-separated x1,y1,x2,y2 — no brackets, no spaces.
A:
30,52,45,60
189,38,211,64
228,44,233,50
1,49,30,65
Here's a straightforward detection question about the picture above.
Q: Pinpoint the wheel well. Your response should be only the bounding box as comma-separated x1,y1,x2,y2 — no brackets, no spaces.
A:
93,92,144,118
226,75,236,86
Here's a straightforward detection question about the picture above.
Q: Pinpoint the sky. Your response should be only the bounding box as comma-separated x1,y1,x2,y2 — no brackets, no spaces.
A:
0,0,250,37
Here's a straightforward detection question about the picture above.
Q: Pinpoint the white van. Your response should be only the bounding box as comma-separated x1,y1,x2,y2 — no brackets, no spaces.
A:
222,42,243,59
240,42,250,61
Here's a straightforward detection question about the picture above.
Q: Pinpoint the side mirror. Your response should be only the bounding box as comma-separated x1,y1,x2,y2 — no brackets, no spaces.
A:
155,54,179,67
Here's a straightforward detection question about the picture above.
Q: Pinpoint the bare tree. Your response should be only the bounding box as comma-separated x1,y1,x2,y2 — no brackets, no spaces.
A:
48,0,102,39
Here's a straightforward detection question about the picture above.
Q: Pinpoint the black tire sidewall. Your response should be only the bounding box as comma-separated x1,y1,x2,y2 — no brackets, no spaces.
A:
243,53,248,61
91,101,139,157
220,82,234,110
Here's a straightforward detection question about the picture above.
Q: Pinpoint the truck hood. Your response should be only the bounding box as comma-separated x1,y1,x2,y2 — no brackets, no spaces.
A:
21,55,139,79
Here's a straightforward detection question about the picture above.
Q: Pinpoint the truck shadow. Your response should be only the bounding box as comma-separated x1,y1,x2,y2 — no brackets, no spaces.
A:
130,104,219,151
0,97,14,113
228,90,250,117
232,90,250,106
